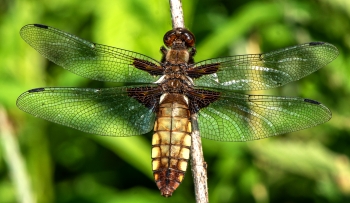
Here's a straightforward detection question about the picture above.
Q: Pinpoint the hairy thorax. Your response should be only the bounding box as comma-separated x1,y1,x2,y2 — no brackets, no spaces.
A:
161,49,193,94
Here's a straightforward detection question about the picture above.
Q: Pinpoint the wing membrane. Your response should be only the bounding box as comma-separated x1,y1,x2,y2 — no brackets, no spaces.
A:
20,24,162,83
16,86,158,136
197,91,331,142
193,42,338,91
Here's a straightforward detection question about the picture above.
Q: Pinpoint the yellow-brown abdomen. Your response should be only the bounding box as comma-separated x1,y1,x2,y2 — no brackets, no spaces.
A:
152,93,191,197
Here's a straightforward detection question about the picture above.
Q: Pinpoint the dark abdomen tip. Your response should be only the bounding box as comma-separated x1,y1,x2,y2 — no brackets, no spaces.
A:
161,190,173,198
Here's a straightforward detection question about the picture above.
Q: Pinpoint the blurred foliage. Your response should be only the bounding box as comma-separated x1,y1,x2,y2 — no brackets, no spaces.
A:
0,0,350,202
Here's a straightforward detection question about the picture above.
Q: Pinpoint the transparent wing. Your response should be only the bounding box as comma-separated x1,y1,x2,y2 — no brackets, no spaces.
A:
20,24,162,83
197,91,331,142
16,86,158,136
193,42,338,91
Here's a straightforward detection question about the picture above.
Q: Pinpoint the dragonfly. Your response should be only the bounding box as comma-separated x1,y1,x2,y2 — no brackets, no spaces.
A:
17,24,338,197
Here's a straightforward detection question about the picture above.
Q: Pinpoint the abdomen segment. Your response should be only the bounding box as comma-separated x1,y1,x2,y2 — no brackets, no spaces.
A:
151,93,191,197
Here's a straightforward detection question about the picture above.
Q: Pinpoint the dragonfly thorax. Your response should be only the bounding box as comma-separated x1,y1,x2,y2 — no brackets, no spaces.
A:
165,49,190,64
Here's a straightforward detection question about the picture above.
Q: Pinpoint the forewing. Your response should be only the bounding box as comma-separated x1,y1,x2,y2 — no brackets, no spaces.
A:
20,24,162,83
16,86,158,136
193,42,338,91
197,91,331,142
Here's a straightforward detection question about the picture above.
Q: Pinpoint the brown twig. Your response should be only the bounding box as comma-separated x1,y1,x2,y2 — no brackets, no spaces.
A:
190,114,209,203
168,0,209,202
169,0,185,28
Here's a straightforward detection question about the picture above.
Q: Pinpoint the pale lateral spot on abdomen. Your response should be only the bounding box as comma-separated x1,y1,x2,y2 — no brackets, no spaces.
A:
151,93,192,197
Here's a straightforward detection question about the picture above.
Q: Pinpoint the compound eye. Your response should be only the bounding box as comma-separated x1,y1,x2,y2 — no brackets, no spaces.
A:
163,30,177,47
183,32,195,47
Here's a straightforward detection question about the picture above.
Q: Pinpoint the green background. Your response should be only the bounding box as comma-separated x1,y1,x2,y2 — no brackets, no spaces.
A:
1,0,350,202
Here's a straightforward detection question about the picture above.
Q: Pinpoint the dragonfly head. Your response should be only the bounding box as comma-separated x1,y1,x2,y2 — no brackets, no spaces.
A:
163,28,195,49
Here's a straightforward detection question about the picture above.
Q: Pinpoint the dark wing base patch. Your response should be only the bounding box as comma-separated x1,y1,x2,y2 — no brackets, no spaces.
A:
127,86,162,111
187,88,220,113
